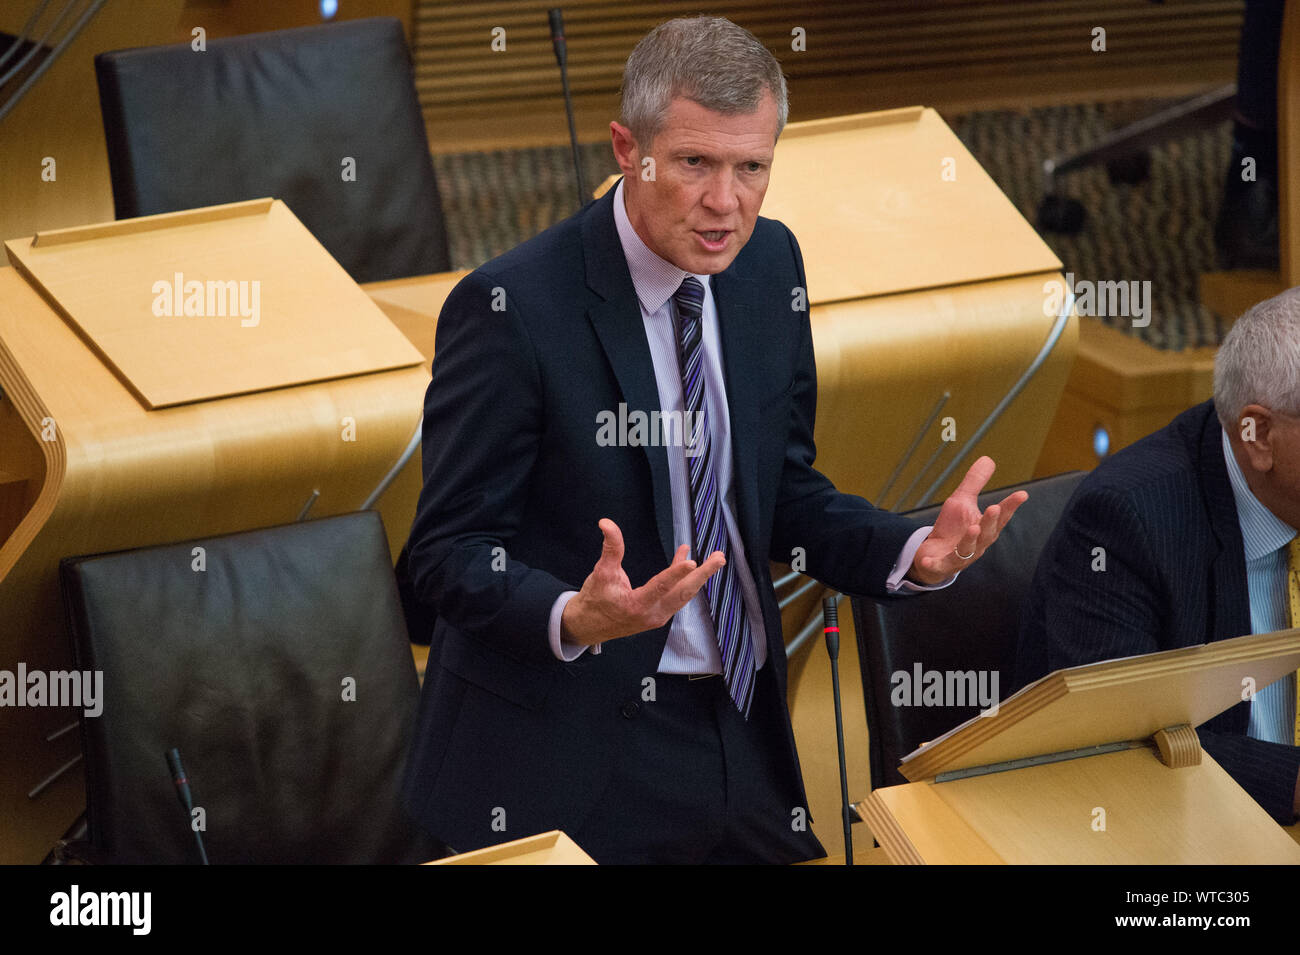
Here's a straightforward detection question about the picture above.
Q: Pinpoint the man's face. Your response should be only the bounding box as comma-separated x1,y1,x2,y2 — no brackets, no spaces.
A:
611,92,779,275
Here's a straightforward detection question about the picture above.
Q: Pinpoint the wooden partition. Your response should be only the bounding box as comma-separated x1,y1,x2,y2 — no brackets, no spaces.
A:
412,0,1242,151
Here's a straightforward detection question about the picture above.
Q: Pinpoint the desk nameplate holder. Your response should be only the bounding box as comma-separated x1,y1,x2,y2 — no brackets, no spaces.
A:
858,630,1300,864
4,197,423,409
426,830,597,865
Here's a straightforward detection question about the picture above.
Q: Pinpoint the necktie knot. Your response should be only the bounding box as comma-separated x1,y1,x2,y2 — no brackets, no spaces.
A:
673,275,705,318
672,276,705,336
672,276,705,373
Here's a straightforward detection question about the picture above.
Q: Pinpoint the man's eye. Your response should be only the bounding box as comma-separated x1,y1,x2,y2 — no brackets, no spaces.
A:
745,162,763,173
684,156,702,166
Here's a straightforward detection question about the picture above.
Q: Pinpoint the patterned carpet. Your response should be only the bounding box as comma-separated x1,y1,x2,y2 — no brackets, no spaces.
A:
431,100,1237,351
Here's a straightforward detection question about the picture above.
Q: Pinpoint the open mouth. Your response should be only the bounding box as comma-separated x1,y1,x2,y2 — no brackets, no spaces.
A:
696,229,731,250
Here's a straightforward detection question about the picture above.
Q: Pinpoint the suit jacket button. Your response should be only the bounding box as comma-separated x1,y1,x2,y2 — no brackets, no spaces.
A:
620,701,640,719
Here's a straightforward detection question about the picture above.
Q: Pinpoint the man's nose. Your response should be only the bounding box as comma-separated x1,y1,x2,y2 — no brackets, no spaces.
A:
701,169,740,215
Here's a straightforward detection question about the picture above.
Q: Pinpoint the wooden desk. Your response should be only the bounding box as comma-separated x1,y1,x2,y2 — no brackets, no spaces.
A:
1035,318,1217,476
0,264,432,864
363,270,468,369
807,819,1300,865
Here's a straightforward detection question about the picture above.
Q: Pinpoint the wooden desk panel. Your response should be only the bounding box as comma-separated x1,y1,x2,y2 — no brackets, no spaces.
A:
0,267,429,863
862,748,1300,865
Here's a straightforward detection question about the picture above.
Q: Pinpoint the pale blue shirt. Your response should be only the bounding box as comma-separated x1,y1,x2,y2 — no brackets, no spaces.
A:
1222,427,1298,744
548,178,942,669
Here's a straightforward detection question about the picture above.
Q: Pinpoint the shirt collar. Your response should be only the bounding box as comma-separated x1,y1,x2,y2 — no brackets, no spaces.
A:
612,178,708,315
1221,426,1297,561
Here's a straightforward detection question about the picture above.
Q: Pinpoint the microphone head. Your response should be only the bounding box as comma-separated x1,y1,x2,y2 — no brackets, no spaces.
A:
166,747,184,781
821,596,839,629
549,8,565,36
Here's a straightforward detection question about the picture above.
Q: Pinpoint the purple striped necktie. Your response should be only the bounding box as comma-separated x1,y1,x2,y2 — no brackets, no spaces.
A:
672,275,756,718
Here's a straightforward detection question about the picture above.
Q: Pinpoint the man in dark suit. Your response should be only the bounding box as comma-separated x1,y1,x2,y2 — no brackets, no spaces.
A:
403,16,1025,863
1017,288,1300,825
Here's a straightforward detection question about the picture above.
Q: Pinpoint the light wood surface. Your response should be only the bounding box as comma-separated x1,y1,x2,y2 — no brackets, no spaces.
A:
364,270,469,370
858,774,1001,865
426,829,596,865
857,631,1300,864
1035,318,1217,475
762,108,1062,304
1153,724,1202,768
1199,270,1290,326
1054,320,1217,414
863,748,1300,864
901,629,1300,781
5,199,423,409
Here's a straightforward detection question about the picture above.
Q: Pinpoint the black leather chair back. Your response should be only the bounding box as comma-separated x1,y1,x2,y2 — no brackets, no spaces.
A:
59,511,437,863
851,471,1084,789
95,17,451,283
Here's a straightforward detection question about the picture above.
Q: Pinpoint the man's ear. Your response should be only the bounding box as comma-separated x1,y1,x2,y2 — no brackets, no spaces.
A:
1237,403,1276,473
610,121,640,178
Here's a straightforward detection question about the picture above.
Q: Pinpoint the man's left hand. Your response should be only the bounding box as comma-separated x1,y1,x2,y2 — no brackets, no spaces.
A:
907,455,1027,586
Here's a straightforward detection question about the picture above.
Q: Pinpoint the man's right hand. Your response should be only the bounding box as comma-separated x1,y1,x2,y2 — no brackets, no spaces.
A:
560,518,725,647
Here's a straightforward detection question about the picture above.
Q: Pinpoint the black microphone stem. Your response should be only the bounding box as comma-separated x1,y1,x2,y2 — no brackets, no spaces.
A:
823,596,853,865
167,747,210,865
549,8,588,209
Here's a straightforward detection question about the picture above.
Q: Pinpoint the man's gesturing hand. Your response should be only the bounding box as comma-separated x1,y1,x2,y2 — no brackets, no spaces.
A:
561,518,725,647
907,455,1028,586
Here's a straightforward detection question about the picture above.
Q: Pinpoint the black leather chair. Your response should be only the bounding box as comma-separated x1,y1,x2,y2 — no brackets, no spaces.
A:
851,471,1085,790
94,17,451,283
57,511,441,863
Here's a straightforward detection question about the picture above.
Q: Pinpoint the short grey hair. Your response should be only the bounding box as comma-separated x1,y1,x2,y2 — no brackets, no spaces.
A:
1214,286,1300,430
620,16,788,148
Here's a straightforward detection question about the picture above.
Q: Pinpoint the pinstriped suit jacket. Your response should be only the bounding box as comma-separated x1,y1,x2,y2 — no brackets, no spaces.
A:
1017,400,1300,824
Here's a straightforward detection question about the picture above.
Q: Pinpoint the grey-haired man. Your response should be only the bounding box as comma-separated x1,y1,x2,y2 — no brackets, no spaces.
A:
1018,287,1300,825
405,16,1023,863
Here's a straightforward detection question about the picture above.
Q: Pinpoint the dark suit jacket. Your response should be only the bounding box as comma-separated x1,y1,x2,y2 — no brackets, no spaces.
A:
402,184,920,856
1017,399,1300,823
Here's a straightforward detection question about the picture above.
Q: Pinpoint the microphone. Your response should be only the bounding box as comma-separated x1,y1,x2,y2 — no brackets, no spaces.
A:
822,596,854,865
166,747,210,865
548,8,588,209
548,8,566,63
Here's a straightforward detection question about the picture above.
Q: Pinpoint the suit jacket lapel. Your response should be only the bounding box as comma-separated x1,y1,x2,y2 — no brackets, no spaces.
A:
1197,403,1251,641
581,188,676,565
712,270,763,563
